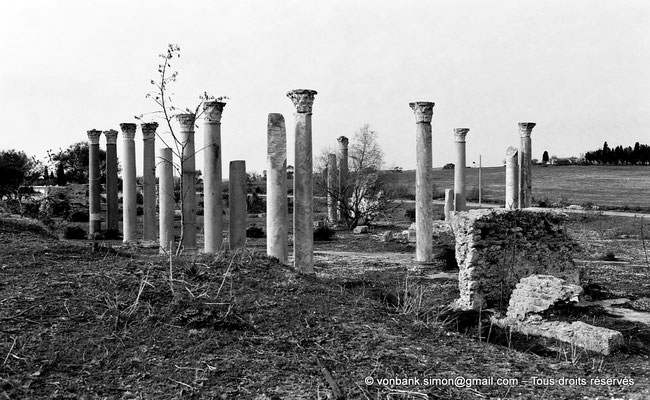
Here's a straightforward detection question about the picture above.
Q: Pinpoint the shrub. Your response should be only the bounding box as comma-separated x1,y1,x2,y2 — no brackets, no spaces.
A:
246,226,265,238
247,193,266,214
69,211,89,222
405,208,415,222
313,225,335,241
64,225,87,239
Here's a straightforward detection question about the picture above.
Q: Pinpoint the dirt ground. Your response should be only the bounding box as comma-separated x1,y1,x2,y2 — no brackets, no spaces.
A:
1,209,650,399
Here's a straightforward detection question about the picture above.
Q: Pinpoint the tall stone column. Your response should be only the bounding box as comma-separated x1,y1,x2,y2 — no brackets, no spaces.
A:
518,122,536,208
505,146,519,210
287,89,317,273
87,129,102,237
409,101,435,263
229,160,247,251
141,122,158,242
177,114,197,251
337,136,349,223
103,129,119,233
157,147,174,253
267,113,288,263
120,123,137,243
453,128,470,211
203,101,226,253
327,153,337,223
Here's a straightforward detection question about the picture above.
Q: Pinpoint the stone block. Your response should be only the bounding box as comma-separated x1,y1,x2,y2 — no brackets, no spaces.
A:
353,225,369,234
380,231,393,242
507,275,583,321
407,222,417,243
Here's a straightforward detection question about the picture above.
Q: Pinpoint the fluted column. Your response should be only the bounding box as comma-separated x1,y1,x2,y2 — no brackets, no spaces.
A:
229,160,247,251
337,136,349,223
141,122,158,242
287,89,317,273
120,123,137,243
177,114,197,251
267,113,288,263
157,147,174,253
104,129,119,233
327,153,337,223
409,101,435,263
203,101,226,253
87,129,102,237
453,128,469,211
518,122,536,208
505,146,519,210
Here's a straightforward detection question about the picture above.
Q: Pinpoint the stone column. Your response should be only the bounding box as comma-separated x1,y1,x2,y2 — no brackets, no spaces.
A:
444,188,454,222
505,146,519,210
453,128,469,211
267,113,288,263
120,123,137,243
287,89,317,273
337,136,349,223
203,101,226,253
177,114,197,251
141,122,158,242
409,101,435,263
229,160,247,251
157,147,174,253
518,122,536,208
103,129,119,233
87,129,102,237
327,153,337,223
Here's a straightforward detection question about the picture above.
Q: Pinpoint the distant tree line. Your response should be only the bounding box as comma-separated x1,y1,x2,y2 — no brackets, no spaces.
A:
584,142,650,165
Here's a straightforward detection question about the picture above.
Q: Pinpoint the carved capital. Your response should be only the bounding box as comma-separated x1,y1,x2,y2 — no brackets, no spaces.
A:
518,122,536,137
287,89,317,113
337,136,349,148
87,129,102,145
453,128,470,142
203,101,226,123
120,123,137,140
176,113,196,131
141,122,158,140
103,129,118,145
409,102,435,123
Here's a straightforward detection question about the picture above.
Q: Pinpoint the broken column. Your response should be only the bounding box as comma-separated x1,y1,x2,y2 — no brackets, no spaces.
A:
267,113,288,263
409,101,435,262
157,147,174,254
337,136,349,223
120,123,137,243
87,129,102,237
287,89,318,273
141,122,158,242
103,129,119,233
444,188,454,222
177,114,197,251
518,122,536,208
453,128,469,211
229,160,247,251
327,153,337,223
203,101,226,253
505,146,519,210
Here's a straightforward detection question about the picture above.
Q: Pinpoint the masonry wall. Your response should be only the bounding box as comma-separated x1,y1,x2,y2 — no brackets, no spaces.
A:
450,209,580,311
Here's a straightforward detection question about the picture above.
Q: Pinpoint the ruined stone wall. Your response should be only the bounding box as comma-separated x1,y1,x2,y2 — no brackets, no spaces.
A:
451,209,579,311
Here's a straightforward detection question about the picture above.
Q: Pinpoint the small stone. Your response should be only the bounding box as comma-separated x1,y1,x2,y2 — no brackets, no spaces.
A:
380,231,393,242
353,225,369,234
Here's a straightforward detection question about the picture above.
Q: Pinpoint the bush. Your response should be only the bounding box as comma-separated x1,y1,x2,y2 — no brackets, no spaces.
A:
313,225,335,241
405,208,415,222
64,225,87,239
246,226,265,238
69,211,89,222
247,193,266,214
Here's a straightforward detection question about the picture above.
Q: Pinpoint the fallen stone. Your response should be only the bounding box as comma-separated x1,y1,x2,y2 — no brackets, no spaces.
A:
353,225,369,234
507,275,583,321
407,222,417,243
380,231,393,242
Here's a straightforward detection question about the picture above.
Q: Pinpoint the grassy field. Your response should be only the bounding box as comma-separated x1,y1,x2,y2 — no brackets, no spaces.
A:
391,165,650,210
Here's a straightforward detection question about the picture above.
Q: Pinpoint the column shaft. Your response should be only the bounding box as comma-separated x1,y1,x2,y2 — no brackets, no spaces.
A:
141,123,158,242
120,123,137,243
203,102,226,253
337,136,349,223
104,130,119,233
327,153,337,223
267,113,288,263
518,122,536,208
157,147,174,253
229,160,247,250
87,130,102,236
453,129,469,211
505,147,519,210
177,114,197,250
444,188,454,222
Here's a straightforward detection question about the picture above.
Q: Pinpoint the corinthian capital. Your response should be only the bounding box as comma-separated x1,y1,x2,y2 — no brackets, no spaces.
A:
409,102,435,123
518,122,536,137
141,122,159,140
87,129,102,145
203,101,226,123
337,136,349,148
453,128,470,142
176,114,196,131
287,89,317,113
103,129,118,145
120,123,137,140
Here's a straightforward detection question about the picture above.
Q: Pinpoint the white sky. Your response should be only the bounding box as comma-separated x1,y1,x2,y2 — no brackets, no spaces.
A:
1,0,648,175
